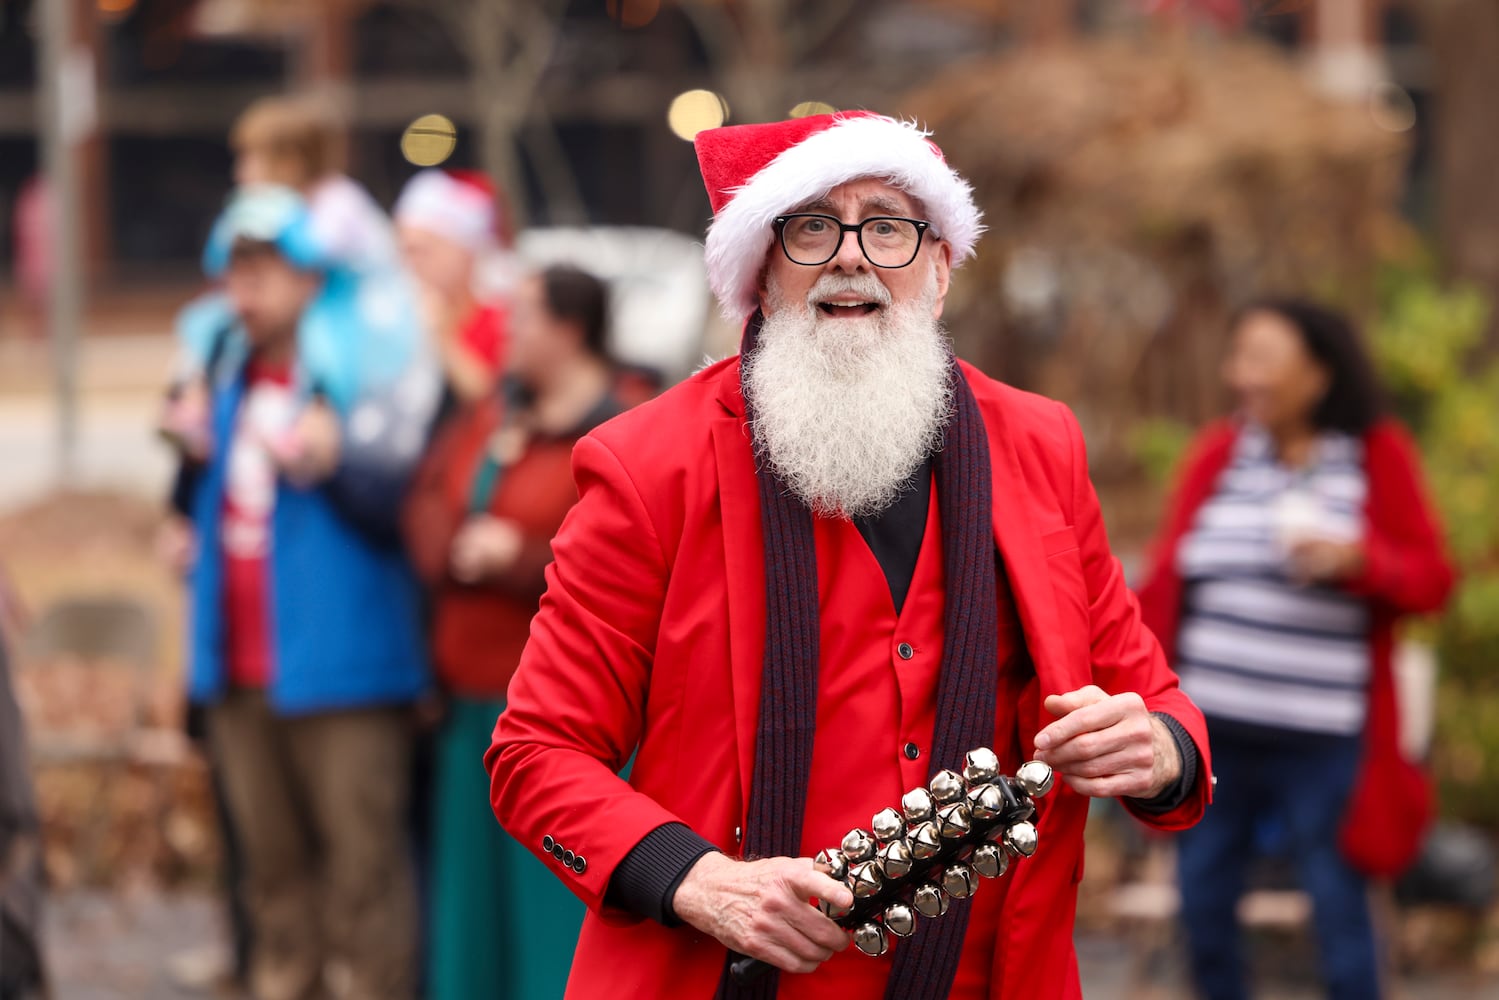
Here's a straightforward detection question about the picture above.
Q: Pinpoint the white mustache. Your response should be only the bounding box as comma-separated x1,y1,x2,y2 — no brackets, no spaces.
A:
806,273,893,308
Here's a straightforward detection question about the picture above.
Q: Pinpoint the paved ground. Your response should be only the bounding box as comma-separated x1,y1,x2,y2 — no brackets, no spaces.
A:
41,889,1491,1000
0,301,184,515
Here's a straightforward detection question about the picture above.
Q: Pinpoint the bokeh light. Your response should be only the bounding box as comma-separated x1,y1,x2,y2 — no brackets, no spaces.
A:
789,101,838,119
607,0,660,29
1369,81,1417,133
401,113,458,167
97,0,137,17
667,90,728,141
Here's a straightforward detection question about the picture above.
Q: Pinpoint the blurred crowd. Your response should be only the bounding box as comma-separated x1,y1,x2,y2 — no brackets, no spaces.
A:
149,96,637,1000
0,91,1481,1000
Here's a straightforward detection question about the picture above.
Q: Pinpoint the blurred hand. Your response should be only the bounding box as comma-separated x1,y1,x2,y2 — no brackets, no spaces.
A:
1035,685,1181,800
1286,537,1364,585
157,379,214,463
156,515,197,578
450,515,524,583
672,853,852,974
271,402,341,488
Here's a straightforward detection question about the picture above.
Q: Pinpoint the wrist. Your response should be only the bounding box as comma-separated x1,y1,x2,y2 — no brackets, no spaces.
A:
671,850,729,928
1147,716,1182,797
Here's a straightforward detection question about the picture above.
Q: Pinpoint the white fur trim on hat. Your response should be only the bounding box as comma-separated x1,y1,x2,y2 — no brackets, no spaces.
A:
703,115,983,320
394,169,495,253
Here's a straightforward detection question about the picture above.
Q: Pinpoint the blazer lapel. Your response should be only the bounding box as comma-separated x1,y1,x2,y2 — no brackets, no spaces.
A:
981,400,1081,701
710,362,765,823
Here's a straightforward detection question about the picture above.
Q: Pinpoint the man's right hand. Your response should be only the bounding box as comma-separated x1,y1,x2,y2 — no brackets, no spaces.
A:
671,852,853,974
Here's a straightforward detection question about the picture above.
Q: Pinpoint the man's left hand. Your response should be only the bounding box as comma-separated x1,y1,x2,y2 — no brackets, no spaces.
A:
1033,686,1181,800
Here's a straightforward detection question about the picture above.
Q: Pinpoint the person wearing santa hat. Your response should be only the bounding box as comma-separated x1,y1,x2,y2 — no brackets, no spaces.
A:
486,112,1212,999
395,168,512,414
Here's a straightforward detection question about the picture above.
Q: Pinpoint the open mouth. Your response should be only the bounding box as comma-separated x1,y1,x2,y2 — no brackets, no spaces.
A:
816,301,882,318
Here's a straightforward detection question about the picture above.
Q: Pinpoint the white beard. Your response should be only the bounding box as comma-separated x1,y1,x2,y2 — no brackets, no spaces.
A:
742,270,955,519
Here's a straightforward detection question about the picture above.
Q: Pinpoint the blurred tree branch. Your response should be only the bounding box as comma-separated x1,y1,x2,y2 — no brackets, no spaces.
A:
401,0,585,228
674,0,866,123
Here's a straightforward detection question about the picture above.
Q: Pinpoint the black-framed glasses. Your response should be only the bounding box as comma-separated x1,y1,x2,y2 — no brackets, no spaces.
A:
773,214,933,269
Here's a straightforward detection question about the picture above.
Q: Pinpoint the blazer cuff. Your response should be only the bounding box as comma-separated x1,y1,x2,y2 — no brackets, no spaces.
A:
603,822,719,926
1130,712,1201,814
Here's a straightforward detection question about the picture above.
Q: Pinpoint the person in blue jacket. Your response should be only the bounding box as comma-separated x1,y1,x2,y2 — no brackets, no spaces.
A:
179,185,434,1000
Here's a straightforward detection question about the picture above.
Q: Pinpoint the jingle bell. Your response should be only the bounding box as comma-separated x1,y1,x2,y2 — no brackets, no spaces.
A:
901,787,935,824
1003,820,1039,858
930,769,967,805
841,828,877,863
877,838,914,880
815,847,849,881
853,922,889,957
937,802,972,841
966,782,1004,822
907,821,942,860
1015,760,1055,798
849,861,883,898
942,864,979,899
871,807,906,843
883,902,917,938
971,843,1009,879
912,883,950,918
819,894,852,920
962,747,1001,785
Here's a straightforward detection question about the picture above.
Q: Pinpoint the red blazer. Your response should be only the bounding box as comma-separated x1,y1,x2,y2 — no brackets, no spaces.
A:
1135,419,1454,867
487,358,1211,999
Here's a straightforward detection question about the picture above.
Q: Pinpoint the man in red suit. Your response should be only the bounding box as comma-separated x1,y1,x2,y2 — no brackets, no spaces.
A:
487,112,1211,999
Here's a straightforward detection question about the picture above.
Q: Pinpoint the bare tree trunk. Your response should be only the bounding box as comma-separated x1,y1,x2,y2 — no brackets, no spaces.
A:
1411,0,1499,330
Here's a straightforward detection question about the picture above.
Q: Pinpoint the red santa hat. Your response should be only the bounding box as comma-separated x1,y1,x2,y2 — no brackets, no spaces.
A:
394,168,504,253
694,111,983,319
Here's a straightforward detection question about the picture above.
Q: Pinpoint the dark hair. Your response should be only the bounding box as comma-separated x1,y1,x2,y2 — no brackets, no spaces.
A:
1235,298,1385,435
540,264,610,360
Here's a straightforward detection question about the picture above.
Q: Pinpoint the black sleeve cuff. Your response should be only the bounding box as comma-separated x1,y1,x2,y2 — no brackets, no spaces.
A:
1130,712,1201,814
603,822,719,926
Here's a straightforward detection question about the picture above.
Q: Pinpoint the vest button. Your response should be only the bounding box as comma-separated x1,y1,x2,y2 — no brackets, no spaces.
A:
903,742,920,761
897,642,914,660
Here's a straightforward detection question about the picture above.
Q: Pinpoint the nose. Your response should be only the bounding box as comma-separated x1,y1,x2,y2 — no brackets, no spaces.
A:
829,226,867,272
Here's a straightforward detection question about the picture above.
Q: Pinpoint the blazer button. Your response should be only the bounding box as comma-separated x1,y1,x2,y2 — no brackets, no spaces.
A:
734,826,742,844
552,843,566,861
572,856,588,874
897,642,914,660
542,835,555,853
903,742,920,761
563,850,575,866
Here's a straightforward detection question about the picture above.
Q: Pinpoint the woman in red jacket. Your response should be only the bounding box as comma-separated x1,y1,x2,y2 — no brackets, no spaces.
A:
1136,299,1454,1000
403,265,624,1000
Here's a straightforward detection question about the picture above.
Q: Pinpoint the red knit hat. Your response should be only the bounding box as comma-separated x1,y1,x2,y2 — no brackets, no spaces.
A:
694,112,983,318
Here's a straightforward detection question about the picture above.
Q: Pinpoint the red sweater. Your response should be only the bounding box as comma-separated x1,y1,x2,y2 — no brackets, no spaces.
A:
1135,418,1455,869
403,396,586,697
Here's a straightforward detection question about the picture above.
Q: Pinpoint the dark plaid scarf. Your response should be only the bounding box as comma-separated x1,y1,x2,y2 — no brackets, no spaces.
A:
717,316,999,1000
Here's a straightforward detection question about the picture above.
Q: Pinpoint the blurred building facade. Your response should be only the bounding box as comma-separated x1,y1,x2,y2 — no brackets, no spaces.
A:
0,0,1450,287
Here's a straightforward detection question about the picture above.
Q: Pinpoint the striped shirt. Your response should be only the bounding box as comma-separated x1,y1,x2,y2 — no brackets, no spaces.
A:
1175,425,1371,736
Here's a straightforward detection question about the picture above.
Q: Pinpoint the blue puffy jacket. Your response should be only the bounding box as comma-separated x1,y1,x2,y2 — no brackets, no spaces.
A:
185,370,430,715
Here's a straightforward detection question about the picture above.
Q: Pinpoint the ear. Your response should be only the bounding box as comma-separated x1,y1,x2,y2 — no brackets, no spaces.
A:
755,258,774,316
930,240,953,320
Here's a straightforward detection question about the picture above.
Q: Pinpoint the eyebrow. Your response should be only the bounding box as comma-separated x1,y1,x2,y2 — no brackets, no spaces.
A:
797,193,912,218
